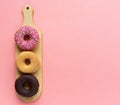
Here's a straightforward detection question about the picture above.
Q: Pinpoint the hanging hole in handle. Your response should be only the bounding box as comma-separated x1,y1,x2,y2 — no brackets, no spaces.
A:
26,6,29,10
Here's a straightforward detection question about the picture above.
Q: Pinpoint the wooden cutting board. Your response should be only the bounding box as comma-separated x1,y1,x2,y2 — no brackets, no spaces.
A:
15,5,42,102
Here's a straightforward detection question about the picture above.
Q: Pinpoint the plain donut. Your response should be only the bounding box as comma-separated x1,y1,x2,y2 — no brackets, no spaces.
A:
16,51,40,73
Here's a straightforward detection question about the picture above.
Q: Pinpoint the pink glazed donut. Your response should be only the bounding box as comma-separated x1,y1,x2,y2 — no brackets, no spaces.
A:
15,26,39,50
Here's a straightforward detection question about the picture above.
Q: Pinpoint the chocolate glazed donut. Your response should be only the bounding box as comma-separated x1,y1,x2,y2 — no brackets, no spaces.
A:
15,74,39,97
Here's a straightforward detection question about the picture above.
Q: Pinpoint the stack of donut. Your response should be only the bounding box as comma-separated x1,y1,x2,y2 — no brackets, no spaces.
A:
14,26,40,98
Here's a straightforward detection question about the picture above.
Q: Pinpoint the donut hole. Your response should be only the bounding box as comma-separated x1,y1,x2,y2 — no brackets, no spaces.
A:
23,83,31,90
24,34,31,41
25,59,31,65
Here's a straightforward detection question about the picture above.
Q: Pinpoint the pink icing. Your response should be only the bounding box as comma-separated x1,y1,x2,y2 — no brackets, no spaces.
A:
15,26,39,50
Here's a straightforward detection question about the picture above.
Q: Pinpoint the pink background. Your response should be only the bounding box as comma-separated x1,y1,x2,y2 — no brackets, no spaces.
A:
0,0,120,105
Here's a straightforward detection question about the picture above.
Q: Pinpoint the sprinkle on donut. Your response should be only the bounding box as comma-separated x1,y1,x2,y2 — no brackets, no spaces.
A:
15,26,39,50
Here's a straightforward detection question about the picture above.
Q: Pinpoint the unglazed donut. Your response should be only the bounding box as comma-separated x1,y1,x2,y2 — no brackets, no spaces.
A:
15,74,39,97
15,26,39,50
16,51,40,73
